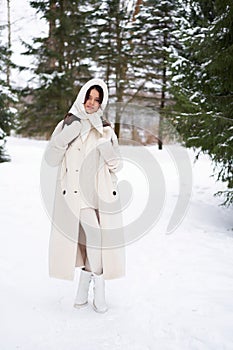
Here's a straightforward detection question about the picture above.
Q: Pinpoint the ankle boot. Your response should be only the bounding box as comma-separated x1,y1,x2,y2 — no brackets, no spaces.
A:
93,273,108,313
74,269,92,308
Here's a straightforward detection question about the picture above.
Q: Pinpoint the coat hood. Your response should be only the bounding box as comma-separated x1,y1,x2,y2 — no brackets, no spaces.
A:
68,79,108,141
69,79,108,120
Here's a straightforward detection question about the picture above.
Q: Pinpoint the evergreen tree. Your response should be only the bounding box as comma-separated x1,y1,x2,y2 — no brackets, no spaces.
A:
18,0,97,138
132,0,182,147
89,0,135,136
169,0,233,206
90,0,182,139
0,90,11,162
0,31,15,162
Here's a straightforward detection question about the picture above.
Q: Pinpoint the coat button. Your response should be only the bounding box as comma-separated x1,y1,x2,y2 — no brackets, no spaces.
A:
63,190,66,195
74,190,78,194
113,191,117,196
75,169,79,172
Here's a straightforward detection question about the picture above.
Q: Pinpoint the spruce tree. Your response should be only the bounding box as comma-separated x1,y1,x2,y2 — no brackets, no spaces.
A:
18,0,97,138
169,0,233,206
0,31,15,162
89,0,182,140
132,0,182,147
0,90,11,162
89,0,135,136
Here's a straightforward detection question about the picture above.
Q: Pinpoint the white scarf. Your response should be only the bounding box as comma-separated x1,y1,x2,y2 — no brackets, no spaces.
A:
68,78,108,142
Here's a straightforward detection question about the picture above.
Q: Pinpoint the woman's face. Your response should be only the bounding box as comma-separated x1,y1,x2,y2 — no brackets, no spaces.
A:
84,88,101,114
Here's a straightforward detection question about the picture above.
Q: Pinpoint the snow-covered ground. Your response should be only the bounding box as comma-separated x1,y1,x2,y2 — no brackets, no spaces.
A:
0,136,233,350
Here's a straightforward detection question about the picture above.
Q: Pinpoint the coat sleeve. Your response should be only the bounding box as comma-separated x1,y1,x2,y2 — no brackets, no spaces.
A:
44,119,81,167
97,128,123,173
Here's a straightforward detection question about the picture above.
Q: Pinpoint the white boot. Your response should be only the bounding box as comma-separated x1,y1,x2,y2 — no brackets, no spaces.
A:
93,273,108,313
74,269,92,309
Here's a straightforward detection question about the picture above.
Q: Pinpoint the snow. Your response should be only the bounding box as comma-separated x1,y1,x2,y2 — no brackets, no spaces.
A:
0,136,233,350
171,74,184,82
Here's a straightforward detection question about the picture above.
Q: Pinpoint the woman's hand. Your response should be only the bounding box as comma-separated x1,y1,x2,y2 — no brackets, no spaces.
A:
102,126,115,141
54,121,81,148
97,127,121,172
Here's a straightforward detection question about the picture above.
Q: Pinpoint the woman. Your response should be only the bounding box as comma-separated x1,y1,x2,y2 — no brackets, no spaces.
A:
44,78,125,313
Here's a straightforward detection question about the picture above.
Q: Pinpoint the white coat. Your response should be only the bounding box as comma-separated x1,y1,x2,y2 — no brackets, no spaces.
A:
42,79,125,281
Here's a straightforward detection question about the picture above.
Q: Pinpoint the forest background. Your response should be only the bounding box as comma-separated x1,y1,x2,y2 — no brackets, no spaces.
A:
0,0,232,206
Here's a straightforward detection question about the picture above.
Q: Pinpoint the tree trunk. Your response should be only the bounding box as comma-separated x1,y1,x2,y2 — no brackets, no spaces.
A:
132,0,143,21
158,67,166,150
114,0,123,138
47,0,57,70
6,0,11,87
58,0,64,71
158,33,167,150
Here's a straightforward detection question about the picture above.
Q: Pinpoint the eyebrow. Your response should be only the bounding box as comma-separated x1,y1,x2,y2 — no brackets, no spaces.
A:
89,94,100,100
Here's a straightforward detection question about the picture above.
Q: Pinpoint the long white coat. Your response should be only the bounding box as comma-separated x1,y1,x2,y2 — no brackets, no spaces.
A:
42,79,125,281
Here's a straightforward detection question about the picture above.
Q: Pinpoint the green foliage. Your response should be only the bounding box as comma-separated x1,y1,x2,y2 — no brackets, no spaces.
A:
17,0,96,137
14,0,233,206
90,0,132,97
0,92,11,163
131,0,181,93
0,37,16,162
168,0,233,206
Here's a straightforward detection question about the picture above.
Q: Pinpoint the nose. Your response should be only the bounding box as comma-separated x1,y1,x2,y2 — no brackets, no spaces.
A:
90,97,95,106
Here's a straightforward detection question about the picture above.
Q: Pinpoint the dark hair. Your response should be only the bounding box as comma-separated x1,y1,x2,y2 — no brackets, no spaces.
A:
84,85,104,105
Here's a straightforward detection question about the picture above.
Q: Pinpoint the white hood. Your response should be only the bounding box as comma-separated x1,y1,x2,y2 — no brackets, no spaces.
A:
68,78,109,142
